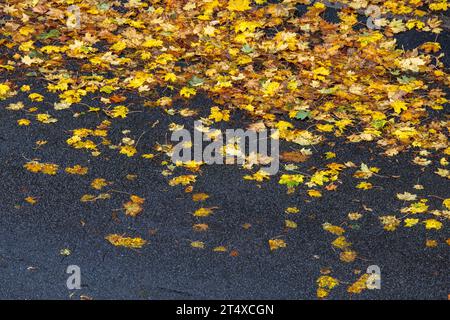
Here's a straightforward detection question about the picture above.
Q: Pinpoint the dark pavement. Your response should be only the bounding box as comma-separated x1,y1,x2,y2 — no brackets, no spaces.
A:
0,7,449,300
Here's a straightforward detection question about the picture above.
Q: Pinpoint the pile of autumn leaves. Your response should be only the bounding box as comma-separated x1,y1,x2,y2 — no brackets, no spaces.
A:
0,0,448,156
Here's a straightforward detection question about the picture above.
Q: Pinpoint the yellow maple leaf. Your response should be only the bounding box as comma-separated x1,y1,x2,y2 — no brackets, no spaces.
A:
18,119,31,126
169,175,197,186
391,100,408,114
347,274,369,294
142,38,163,48
404,218,419,227
0,83,11,99
276,121,293,131
209,106,230,122
110,105,129,118
25,196,37,204
316,124,334,132
105,234,146,248
399,57,426,72
425,239,438,247
268,239,286,251
164,72,176,82
19,26,34,36
356,182,373,190
348,212,362,220
310,171,329,186
123,195,145,217
285,207,299,214
180,87,196,98
228,0,251,12
317,275,339,291
312,66,330,80
24,161,43,173
142,153,155,159
285,220,297,229
24,161,59,175
322,223,345,236
120,145,137,157
28,93,44,102
279,174,304,186
429,2,448,11
443,198,450,209
421,42,441,53
340,250,357,263
316,287,329,298
192,193,209,202
325,152,336,159
203,25,217,36
111,41,127,52
244,169,270,182
36,113,57,124
19,40,35,52
91,178,109,190
193,223,209,232
332,236,351,249
191,241,205,249
262,80,280,96
379,215,400,231
213,246,228,252
65,165,88,175
194,207,214,217
397,192,417,201
307,189,322,197
80,193,111,202
402,199,429,214
60,248,71,256
424,219,442,230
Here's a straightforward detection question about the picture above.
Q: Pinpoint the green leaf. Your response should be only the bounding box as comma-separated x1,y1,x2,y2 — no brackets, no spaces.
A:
295,110,311,120
397,75,416,84
241,44,253,54
188,76,204,87
372,120,386,129
98,3,110,11
100,86,116,94
318,87,335,94
37,29,60,40
28,50,44,59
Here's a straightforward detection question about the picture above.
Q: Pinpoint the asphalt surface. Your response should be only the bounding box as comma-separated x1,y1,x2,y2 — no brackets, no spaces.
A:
0,9,449,300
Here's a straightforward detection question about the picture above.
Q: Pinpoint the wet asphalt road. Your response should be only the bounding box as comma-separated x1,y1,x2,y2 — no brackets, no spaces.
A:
0,10,449,300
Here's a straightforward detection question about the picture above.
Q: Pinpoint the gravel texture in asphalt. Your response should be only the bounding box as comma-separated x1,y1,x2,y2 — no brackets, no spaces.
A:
0,6,449,300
